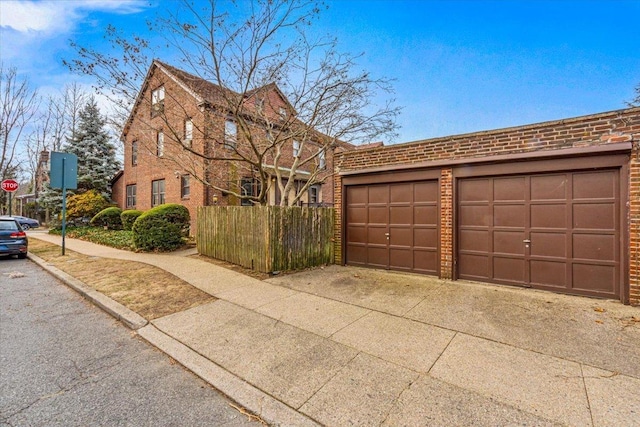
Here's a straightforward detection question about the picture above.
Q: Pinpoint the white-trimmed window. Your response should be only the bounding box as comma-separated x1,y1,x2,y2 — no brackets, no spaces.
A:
131,141,138,166
309,185,320,206
184,119,193,147
151,179,165,206
318,149,326,169
126,184,136,208
279,106,287,119
293,140,300,158
181,175,190,198
151,86,165,116
224,119,237,149
156,131,164,157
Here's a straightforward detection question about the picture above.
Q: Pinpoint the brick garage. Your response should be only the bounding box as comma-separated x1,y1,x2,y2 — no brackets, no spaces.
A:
334,107,640,305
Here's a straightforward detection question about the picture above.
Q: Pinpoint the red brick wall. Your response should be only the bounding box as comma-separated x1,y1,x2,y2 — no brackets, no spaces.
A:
335,107,640,305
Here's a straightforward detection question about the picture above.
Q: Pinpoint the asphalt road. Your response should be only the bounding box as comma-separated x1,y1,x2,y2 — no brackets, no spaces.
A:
0,257,261,427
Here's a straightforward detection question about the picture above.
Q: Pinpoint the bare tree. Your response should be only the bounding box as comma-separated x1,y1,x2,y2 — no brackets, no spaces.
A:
0,65,39,212
66,0,400,206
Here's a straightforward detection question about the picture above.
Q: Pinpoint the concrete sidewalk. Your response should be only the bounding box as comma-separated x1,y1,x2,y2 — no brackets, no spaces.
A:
28,231,640,426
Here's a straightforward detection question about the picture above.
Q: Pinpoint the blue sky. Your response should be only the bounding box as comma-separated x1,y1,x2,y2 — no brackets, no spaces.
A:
1,0,639,144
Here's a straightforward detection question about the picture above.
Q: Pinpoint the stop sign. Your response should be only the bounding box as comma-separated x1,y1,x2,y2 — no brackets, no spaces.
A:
1,179,19,192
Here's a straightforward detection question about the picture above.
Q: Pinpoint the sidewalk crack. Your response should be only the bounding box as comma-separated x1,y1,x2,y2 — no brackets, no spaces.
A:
581,364,596,427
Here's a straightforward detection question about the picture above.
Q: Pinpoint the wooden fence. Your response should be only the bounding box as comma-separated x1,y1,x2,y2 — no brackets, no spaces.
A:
197,206,334,273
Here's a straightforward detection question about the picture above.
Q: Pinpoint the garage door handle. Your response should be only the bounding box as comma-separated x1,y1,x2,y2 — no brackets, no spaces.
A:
523,239,531,243
385,233,390,236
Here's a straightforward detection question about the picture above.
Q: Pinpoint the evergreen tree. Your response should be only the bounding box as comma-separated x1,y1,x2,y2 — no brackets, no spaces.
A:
64,97,120,197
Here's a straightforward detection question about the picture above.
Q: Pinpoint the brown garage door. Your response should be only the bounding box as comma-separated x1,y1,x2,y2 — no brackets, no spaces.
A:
346,181,439,274
457,169,620,299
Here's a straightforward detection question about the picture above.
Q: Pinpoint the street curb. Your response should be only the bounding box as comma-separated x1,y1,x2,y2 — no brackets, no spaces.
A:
138,324,320,427
28,253,149,330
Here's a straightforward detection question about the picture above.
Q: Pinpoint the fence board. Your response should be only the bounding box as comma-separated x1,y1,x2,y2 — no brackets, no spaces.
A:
197,206,334,273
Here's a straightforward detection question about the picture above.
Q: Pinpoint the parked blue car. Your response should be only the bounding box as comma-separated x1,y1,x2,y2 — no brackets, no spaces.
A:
0,217,28,259
0,215,40,230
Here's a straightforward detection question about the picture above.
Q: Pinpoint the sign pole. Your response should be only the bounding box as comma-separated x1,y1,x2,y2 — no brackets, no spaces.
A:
8,192,11,216
61,158,66,256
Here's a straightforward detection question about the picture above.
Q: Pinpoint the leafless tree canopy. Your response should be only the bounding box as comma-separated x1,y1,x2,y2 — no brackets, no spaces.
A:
66,0,401,205
0,65,39,210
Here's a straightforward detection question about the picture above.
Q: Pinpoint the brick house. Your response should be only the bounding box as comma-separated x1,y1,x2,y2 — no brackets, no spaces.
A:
113,60,353,232
334,107,640,305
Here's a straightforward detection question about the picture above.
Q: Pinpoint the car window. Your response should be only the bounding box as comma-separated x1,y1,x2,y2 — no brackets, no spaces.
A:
0,221,19,231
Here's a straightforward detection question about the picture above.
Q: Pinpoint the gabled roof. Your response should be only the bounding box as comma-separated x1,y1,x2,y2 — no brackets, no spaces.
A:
122,59,295,138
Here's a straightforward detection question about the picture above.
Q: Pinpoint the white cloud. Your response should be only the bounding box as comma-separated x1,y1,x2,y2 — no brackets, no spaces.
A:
0,0,147,34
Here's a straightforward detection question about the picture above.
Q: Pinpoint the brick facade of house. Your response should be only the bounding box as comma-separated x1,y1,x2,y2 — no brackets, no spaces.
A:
335,107,640,305
116,61,350,233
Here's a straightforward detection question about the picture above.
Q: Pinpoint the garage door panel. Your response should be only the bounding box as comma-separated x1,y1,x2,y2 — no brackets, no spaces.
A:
458,254,489,279
573,203,615,230
414,250,438,273
367,246,389,266
368,185,388,203
530,204,567,229
368,206,389,224
493,231,525,255
494,177,526,201
368,227,389,245
390,183,412,203
493,257,525,283
347,186,368,204
414,182,438,202
414,228,438,249
414,205,437,225
493,205,526,227
531,174,567,200
347,206,367,223
459,179,490,202
530,260,567,288
459,229,489,252
346,226,367,243
573,234,615,261
530,232,566,258
572,264,616,293
389,227,411,247
390,248,412,270
346,246,366,265
459,205,491,227
573,171,615,199
390,206,412,224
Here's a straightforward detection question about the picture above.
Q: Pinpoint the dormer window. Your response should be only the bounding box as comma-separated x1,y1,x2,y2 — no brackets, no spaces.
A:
151,86,165,117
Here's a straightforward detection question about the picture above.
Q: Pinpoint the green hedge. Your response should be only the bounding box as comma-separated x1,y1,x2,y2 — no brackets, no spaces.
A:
90,207,123,229
132,204,190,251
121,209,143,231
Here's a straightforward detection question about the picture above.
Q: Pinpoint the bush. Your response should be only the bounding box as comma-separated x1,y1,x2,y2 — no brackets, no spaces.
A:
91,207,123,229
121,209,143,231
132,204,190,251
66,190,111,224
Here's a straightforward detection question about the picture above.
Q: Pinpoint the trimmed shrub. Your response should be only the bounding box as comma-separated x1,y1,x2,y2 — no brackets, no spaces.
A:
66,190,112,224
90,207,123,229
132,204,190,251
121,209,143,231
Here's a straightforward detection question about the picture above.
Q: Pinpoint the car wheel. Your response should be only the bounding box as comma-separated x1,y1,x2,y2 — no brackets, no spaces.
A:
21,224,30,230
18,253,27,259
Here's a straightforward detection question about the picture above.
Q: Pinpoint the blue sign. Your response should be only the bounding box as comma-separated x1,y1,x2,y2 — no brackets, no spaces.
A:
50,152,78,190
